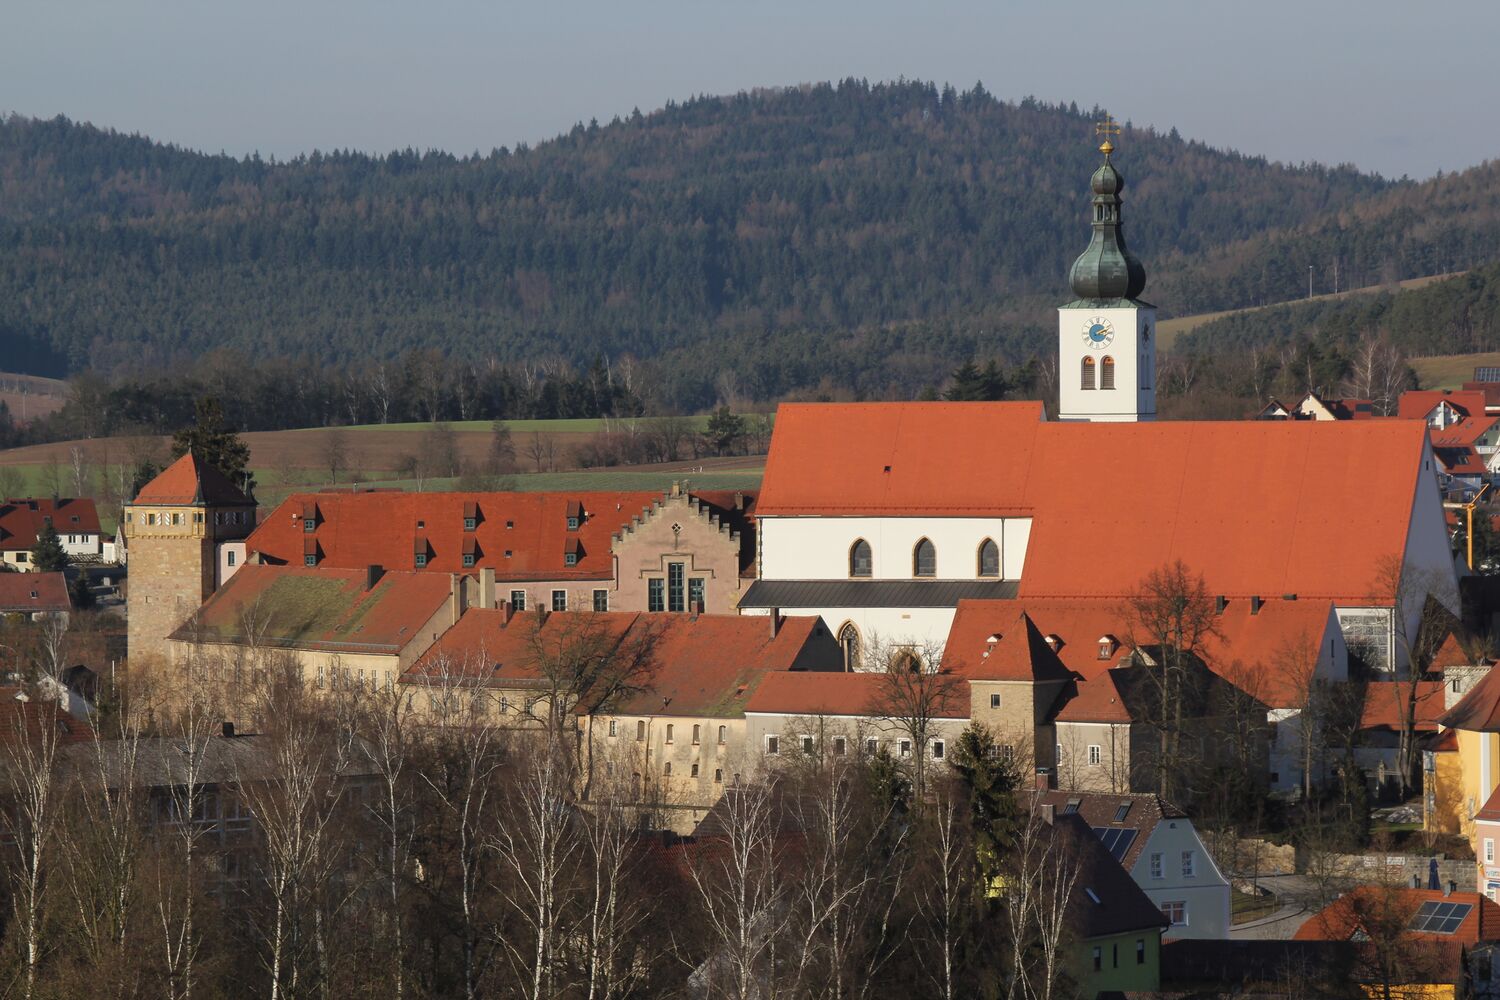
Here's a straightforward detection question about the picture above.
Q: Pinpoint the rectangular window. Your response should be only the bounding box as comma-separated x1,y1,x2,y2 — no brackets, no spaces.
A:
866,738,878,756
648,579,665,613
714,769,723,784
766,735,779,755
510,590,526,611
607,719,616,736
304,554,317,567
462,553,476,568
688,577,705,611
1150,853,1164,879
552,590,567,612
1001,744,1015,762
564,552,578,566
1182,850,1195,878
226,551,236,567
1092,946,1101,972
833,736,846,756
593,589,608,612
567,515,579,531
303,518,315,533
171,513,181,525
990,693,1001,709
800,735,814,755
636,720,645,741
464,517,476,531
665,724,674,744
147,513,156,526
1161,901,1187,926
932,740,946,761
899,740,912,758
1136,939,1145,966
692,724,700,745
691,763,699,778
1488,839,1495,864
718,725,727,744
1088,745,1102,765
667,562,685,612
414,553,428,568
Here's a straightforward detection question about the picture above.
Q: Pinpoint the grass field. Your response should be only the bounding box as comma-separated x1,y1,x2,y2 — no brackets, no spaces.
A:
1158,272,1463,351
1410,351,1500,390
319,416,717,434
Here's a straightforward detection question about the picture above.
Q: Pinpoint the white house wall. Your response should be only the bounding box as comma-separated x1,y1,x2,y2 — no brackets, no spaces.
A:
1131,821,1231,940
758,516,1031,581
741,605,960,659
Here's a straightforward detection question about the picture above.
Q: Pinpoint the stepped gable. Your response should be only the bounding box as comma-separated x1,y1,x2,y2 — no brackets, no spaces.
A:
133,453,252,506
942,607,1075,683
610,485,759,577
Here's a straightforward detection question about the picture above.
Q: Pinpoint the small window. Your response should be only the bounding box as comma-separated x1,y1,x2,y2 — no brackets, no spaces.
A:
1081,356,1096,390
147,513,156,526
766,735,780,755
464,517,476,531
567,515,580,531
932,740,946,761
899,740,912,758
989,692,1001,709
690,763,699,778
688,577,705,611
663,762,672,777
1136,939,1145,966
304,554,317,567
564,552,578,566
800,735,814,755
849,539,872,578
1092,946,1101,972
414,553,428,568
1114,801,1132,823
462,553,476,568
714,768,723,784
833,736,846,756
648,579,665,613
303,518,315,533
552,590,567,612
978,539,1000,577
1100,355,1116,390
1182,851,1195,878
692,724,700,745
500,697,510,714
718,725,726,744
226,551,236,567
1488,839,1495,864
510,590,526,611
1001,744,1015,762
593,589,608,612
1088,745,1102,765
913,538,936,578
865,738,878,756
665,724,674,744
1150,853,1164,879
1161,901,1187,926
607,719,616,737
636,720,645,741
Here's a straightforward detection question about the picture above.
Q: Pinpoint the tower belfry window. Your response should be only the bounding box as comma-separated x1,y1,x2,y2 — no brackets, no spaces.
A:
1081,356,1096,390
1101,356,1116,390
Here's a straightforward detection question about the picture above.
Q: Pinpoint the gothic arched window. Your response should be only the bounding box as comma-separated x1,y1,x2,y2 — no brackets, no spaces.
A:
838,622,861,671
913,538,936,578
1101,355,1116,390
978,539,1000,577
849,539,872,578
1081,356,1096,390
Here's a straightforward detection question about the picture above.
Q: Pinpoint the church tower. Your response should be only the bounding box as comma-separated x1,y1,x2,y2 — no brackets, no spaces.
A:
1057,121,1156,422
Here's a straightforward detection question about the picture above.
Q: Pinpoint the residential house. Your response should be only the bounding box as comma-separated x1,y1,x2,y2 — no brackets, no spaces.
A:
400,607,842,832
1358,680,1447,795
0,497,104,569
1033,790,1231,939
1254,392,1377,421
743,402,1456,677
0,571,70,622
1438,668,1500,847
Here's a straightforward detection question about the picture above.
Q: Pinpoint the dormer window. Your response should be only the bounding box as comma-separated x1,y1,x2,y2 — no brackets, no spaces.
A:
464,517,476,531
564,536,582,567
463,500,478,532
1098,635,1119,660
566,499,583,531
304,554,317,567
303,518,315,533
564,552,577,566
567,516,579,531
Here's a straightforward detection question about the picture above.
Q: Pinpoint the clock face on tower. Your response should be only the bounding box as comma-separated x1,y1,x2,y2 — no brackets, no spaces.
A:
1082,317,1115,349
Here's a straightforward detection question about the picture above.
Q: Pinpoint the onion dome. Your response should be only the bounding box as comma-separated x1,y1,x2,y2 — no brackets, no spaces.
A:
1069,142,1146,301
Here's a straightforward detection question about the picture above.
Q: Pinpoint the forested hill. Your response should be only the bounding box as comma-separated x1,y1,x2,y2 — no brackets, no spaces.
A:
0,80,1419,406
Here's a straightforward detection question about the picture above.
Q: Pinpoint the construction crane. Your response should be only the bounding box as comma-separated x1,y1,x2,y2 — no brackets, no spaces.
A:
1464,482,1491,571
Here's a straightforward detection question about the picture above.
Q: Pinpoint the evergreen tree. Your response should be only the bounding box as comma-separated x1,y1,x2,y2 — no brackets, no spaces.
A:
171,397,255,493
30,523,68,572
67,571,95,610
949,724,1021,886
704,407,745,455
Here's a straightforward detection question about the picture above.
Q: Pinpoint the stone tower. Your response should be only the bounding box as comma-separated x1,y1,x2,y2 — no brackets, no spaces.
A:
124,453,256,668
1057,130,1156,423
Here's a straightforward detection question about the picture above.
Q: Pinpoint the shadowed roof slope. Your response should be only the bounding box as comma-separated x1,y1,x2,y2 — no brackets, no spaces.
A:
757,401,1046,516
0,572,70,614
1294,887,1500,945
134,453,253,506
942,607,1074,683
1033,790,1187,872
174,564,451,652
1439,666,1500,732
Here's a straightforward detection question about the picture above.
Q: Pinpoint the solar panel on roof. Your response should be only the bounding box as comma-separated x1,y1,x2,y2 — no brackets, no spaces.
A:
1091,827,1138,862
1409,900,1472,934
1474,367,1500,383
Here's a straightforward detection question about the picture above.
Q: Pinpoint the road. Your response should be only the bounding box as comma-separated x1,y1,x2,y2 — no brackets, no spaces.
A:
1229,874,1323,940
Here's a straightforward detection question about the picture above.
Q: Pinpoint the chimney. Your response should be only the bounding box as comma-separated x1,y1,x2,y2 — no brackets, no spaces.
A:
501,600,515,625
479,567,496,610
1446,880,1456,897
1413,875,1422,889
365,564,384,591
1040,803,1056,825
1215,595,1227,615
769,608,782,638
1035,767,1052,790
1250,595,1263,615
222,721,235,738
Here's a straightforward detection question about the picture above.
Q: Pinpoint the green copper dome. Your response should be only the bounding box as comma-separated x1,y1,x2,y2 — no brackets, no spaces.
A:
1069,151,1146,301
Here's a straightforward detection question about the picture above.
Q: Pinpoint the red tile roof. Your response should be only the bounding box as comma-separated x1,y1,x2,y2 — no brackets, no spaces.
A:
759,402,1431,603
1053,668,1134,723
1359,681,1446,733
1475,785,1500,823
133,453,253,506
0,497,101,553
405,609,837,717
744,670,970,719
0,687,92,745
248,490,756,581
1397,390,1488,422
946,596,1340,708
1294,887,1500,945
942,606,1077,683
175,564,452,653
1440,667,1500,733
0,572,70,614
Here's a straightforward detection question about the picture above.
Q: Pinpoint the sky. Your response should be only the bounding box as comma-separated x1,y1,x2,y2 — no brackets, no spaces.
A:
3,0,1495,180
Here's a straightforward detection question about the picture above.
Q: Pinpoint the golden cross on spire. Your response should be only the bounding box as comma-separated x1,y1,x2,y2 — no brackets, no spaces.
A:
1095,113,1121,156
